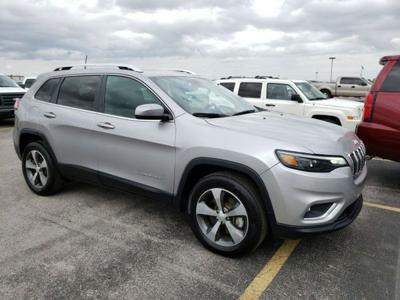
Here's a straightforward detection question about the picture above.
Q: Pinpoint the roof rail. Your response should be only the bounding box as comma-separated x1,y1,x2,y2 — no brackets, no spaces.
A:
220,76,247,80
53,64,143,72
171,69,196,75
220,75,281,80
255,75,280,79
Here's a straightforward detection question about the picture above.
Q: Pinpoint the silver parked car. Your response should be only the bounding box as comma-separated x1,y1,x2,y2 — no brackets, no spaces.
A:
13,64,367,256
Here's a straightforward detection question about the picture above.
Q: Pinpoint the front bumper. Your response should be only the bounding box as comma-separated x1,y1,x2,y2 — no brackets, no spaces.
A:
0,108,14,119
261,161,366,235
272,195,363,238
343,119,362,132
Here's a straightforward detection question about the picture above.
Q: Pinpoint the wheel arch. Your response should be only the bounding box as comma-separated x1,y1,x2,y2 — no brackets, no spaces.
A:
311,114,342,125
173,158,276,224
319,86,332,91
18,129,58,163
319,88,333,97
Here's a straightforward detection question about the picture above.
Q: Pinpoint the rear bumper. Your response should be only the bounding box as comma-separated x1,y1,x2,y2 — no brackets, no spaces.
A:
357,121,400,162
272,195,363,238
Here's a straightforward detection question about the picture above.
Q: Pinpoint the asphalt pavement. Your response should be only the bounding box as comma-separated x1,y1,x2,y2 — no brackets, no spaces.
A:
0,119,399,299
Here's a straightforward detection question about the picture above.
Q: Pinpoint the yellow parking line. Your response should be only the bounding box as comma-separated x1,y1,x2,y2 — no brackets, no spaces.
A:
364,201,400,213
239,240,300,300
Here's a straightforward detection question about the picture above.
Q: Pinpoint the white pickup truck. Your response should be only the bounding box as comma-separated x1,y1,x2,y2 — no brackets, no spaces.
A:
0,74,26,120
216,77,364,132
313,76,371,98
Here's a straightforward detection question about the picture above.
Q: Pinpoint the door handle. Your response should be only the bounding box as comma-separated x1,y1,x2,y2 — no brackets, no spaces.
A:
337,85,341,88
97,122,115,130
43,112,56,119
265,104,276,107
351,86,355,88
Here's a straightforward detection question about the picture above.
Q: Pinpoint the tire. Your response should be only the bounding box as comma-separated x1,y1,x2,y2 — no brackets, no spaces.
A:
189,171,268,257
22,142,64,196
320,89,332,98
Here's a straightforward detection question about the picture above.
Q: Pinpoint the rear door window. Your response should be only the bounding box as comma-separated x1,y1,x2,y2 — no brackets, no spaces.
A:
35,78,61,102
381,60,400,92
219,82,235,92
57,76,101,111
238,82,262,98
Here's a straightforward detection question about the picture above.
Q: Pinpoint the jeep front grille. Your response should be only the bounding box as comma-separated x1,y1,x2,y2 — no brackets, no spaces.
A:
349,142,366,176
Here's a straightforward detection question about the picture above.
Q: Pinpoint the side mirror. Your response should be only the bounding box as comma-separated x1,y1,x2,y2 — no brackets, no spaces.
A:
135,104,172,121
291,94,302,103
360,82,368,86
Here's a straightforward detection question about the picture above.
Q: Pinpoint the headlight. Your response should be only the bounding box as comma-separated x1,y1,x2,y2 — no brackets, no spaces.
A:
276,150,348,172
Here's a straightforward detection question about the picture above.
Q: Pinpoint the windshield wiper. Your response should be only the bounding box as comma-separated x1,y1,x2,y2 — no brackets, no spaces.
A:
192,112,228,118
232,109,257,116
309,97,326,100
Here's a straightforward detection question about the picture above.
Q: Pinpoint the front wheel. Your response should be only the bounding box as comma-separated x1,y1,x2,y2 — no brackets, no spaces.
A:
189,172,268,257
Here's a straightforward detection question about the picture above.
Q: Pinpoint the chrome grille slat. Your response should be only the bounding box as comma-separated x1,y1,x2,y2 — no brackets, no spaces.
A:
358,149,363,173
349,142,366,177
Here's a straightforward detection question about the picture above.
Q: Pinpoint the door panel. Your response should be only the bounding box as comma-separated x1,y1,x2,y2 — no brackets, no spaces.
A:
371,92,400,159
94,117,175,193
95,75,176,194
337,77,369,97
337,80,354,97
265,83,305,116
42,75,102,173
41,102,101,173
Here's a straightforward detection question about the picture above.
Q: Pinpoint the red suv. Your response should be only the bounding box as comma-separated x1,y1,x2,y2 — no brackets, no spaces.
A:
357,55,400,162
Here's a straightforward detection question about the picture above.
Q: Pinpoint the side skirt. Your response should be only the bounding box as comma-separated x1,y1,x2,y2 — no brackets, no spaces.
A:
58,164,173,202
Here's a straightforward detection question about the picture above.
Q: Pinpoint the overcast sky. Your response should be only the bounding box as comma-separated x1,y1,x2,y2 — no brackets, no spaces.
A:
1,0,399,80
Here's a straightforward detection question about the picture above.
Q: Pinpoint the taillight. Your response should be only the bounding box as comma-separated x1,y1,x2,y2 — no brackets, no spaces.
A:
13,98,21,110
362,92,374,122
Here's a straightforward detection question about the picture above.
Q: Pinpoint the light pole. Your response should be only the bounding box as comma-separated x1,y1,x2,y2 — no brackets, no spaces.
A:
329,57,336,82
315,71,319,81
84,54,88,70
360,65,364,77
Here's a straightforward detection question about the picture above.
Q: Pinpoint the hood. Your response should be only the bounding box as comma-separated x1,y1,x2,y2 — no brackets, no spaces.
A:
312,98,364,110
206,111,360,155
0,87,26,94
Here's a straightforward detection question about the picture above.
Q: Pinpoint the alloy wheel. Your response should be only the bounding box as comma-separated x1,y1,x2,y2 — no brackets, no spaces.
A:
196,188,249,247
25,150,49,189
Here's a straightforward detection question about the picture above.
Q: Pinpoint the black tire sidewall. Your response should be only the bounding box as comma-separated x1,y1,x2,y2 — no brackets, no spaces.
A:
189,174,266,257
321,89,332,98
22,142,57,195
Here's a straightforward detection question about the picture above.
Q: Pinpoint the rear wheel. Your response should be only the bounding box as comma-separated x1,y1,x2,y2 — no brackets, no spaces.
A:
22,142,63,196
189,172,268,257
320,89,332,98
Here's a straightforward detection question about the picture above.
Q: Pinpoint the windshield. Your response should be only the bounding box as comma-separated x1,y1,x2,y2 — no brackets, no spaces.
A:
151,76,255,117
25,78,36,88
295,82,327,101
0,75,20,88
361,77,372,85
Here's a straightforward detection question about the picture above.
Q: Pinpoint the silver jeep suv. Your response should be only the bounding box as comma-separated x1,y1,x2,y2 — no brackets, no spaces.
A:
13,64,367,256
